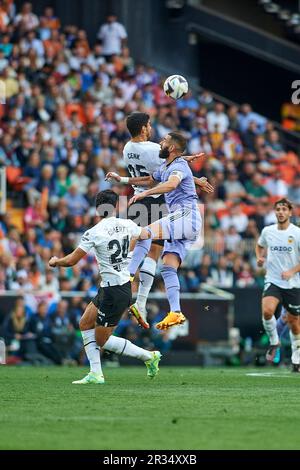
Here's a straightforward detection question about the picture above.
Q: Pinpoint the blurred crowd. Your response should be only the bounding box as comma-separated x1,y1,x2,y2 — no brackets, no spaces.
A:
0,295,173,364
0,2,300,362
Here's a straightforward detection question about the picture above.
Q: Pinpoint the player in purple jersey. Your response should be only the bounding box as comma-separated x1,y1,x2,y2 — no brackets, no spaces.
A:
108,132,206,330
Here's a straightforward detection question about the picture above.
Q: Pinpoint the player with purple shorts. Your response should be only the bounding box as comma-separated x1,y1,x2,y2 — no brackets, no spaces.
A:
108,131,204,329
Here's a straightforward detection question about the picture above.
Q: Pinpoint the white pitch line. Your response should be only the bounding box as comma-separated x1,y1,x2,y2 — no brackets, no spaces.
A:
246,372,297,378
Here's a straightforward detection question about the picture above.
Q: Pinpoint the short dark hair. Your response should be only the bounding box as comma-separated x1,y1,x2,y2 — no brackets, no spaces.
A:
126,112,150,137
168,131,187,153
95,190,119,217
274,198,293,210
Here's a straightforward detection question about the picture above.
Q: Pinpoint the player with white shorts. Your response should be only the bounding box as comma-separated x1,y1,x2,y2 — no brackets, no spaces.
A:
109,131,205,330
256,198,300,372
49,190,162,384
110,112,213,329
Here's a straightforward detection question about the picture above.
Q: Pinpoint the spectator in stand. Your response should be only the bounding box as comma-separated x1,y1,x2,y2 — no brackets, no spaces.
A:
238,103,267,134
63,184,89,217
29,300,62,364
97,14,127,61
69,163,90,195
208,256,234,288
288,176,300,204
207,102,229,134
220,203,249,234
39,6,61,40
3,297,36,361
236,261,255,288
223,170,246,200
245,173,269,204
14,2,39,33
225,226,242,253
49,300,76,362
264,169,288,197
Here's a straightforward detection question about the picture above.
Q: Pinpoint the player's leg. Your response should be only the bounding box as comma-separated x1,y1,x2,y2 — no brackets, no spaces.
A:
95,283,162,378
130,243,161,329
128,221,163,278
286,313,300,372
129,207,200,277
262,290,280,363
276,306,289,338
96,326,161,378
156,246,187,330
72,301,104,384
129,197,166,328
283,289,300,371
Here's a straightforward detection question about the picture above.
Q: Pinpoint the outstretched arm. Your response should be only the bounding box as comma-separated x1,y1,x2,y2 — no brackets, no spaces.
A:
184,152,205,164
49,247,87,268
106,172,156,187
129,175,180,205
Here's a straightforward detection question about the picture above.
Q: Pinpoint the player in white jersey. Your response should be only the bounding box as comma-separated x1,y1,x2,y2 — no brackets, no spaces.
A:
116,112,213,329
49,190,162,384
256,198,300,372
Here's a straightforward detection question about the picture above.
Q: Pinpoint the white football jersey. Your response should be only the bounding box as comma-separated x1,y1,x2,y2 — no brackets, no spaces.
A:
123,141,163,197
78,217,142,287
258,223,300,289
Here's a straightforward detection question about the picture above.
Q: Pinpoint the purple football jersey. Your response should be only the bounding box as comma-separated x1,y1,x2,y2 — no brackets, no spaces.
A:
152,157,198,212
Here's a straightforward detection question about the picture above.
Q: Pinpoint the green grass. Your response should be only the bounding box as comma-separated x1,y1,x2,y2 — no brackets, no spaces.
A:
0,366,300,450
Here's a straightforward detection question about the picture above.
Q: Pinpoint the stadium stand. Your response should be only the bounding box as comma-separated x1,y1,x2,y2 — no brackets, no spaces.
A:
0,1,299,364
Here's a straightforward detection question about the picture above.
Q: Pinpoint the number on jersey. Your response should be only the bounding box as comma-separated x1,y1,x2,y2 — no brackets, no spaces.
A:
127,164,149,178
108,236,130,271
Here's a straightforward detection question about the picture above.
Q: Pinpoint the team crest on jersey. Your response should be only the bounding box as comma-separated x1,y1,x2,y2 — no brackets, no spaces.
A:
288,236,294,244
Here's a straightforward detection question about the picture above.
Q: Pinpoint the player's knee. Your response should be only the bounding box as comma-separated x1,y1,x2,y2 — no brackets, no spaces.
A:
79,304,97,331
79,316,89,331
262,306,275,319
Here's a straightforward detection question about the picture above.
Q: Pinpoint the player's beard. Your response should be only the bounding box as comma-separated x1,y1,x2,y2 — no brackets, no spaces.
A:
159,147,170,159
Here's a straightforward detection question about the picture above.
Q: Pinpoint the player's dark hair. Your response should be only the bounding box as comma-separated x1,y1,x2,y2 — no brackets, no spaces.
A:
168,132,187,153
274,198,293,210
126,112,150,137
95,190,119,217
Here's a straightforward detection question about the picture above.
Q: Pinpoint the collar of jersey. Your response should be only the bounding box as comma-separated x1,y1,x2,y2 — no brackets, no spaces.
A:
165,156,183,168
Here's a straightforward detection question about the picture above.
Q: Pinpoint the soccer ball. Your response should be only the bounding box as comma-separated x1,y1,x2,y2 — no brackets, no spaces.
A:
163,75,188,100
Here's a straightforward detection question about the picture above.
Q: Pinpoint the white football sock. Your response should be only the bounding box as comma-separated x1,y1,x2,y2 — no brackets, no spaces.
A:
81,329,103,375
137,257,157,312
290,332,300,363
103,335,152,362
262,317,279,345
289,330,297,354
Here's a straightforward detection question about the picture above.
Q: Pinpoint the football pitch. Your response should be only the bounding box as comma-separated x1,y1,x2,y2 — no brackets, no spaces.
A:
1,366,300,450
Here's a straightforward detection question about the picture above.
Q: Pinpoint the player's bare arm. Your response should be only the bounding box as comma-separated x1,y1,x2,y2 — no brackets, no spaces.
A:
106,172,156,187
194,177,214,193
282,262,300,281
184,152,205,163
255,243,266,267
129,175,180,206
49,247,87,268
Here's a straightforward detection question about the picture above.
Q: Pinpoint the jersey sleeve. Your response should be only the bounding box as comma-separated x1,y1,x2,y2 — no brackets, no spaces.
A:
257,228,267,247
127,219,143,238
152,166,162,182
170,169,184,182
169,162,187,181
78,229,96,253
